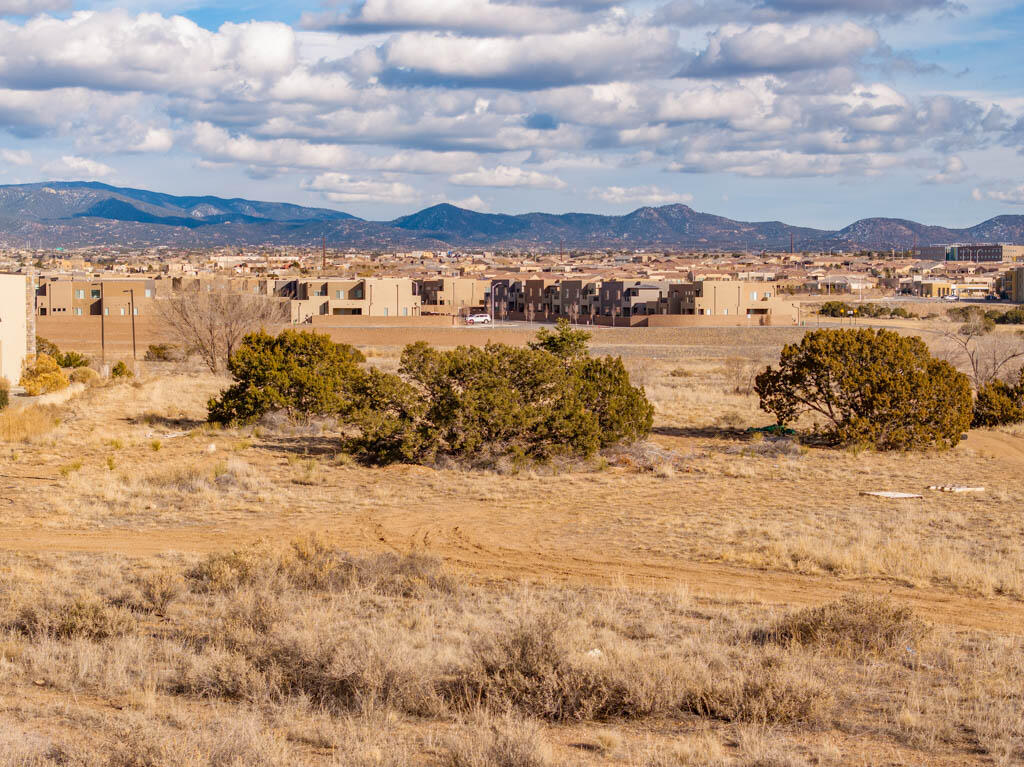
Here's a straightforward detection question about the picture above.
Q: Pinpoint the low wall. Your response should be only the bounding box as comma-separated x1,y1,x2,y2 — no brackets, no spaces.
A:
310,315,456,328
37,316,174,358
646,315,795,328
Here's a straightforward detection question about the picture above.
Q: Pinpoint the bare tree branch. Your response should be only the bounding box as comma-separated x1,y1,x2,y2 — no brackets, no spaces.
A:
940,324,1024,390
155,290,290,373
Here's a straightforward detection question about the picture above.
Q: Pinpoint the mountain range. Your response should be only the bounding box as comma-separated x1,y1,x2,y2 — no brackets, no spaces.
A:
1,181,1023,251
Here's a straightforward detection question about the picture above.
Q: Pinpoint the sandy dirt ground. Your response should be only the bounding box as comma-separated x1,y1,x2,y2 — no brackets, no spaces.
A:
2,392,1023,636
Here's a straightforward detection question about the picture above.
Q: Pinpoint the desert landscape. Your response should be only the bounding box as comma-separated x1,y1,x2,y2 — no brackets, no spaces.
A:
1,325,1022,766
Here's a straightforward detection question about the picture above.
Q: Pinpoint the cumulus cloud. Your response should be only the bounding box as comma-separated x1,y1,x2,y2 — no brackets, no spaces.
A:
302,0,590,36
0,12,298,95
1,148,31,165
43,154,115,179
669,148,903,177
925,155,966,184
304,171,420,203
759,0,955,19
0,0,70,15
126,128,174,153
450,165,567,188
191,122,481,173
590,185,694,205
0,4,1011,218
366,21,681,89
973,185,1024,205
452,194,491,211
656,0,956,26
680,22,879,77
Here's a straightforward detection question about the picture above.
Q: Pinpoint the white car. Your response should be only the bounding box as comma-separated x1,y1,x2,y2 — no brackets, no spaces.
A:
465,314,493,324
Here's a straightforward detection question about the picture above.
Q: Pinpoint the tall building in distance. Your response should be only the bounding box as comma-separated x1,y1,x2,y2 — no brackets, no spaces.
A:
916,245,1024,263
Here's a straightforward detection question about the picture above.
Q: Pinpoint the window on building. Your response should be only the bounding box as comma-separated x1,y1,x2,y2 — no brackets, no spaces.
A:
103,308,109,316
750,291,758,301
335,289,345,299
120,307,126,316
75,289,85,299
402,307,408,316
133,307,139,316
91,289,101,299
383,307,389,316
74,308,83,316
145,289,153,298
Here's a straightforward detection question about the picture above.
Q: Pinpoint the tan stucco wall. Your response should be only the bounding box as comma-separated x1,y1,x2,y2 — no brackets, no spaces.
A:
0,274,27,383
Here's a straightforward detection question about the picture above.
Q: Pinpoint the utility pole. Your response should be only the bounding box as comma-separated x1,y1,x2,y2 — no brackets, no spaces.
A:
100,282,106,366
124,288,137,361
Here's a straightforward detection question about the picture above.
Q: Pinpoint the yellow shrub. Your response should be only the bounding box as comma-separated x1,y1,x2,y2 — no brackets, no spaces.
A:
19,354,70,397
69,367,101,386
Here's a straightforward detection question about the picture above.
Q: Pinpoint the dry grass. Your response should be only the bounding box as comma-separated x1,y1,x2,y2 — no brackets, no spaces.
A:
0,542,1021,765
3,327,1024,765
0,403,63,443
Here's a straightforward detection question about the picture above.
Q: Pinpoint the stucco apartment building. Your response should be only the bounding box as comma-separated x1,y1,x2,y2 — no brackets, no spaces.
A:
35,277,159,318
1007,267,1024,303
0,274,28,384
284,278,421,323
666,280,798,323
417,278,490,316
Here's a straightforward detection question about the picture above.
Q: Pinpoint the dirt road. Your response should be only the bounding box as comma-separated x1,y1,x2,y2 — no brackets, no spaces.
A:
3,508,1022,636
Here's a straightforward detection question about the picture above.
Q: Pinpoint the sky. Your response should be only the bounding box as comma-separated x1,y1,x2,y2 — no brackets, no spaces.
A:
0,0,1023,227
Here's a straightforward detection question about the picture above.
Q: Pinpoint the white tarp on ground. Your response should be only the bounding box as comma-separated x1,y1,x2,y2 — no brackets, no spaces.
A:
860,491,924,499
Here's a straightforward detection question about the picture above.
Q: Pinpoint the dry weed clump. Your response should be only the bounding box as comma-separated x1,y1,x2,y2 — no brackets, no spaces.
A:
757,595,931,657
0,403,62,443
448,611,830,725
677,650,834,725
3,592,135,641
444,716,554,767
187,536,456,598
137,568,186,614
604,441,688,473
132,457,264,496
451,612,639,722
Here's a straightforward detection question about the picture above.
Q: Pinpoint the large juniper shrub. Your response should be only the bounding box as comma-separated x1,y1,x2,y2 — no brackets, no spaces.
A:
755,328,972,450
208,330,365,425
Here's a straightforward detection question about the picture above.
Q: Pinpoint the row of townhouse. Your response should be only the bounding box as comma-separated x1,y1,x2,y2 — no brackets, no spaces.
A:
488,278,799,323
30,273,801,327
32,275,425,323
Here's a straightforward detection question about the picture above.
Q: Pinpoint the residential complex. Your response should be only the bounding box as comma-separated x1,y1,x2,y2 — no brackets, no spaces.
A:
915,245,1024,263
0,236,1020,362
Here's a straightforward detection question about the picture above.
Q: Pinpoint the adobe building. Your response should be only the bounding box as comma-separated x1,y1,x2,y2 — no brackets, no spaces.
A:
0,274,28,384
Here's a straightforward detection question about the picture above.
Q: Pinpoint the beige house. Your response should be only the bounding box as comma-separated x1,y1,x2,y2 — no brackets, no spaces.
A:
0,274,28,384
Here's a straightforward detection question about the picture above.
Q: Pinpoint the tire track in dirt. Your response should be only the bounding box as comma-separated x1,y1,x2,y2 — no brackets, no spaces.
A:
1,520,1022,636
